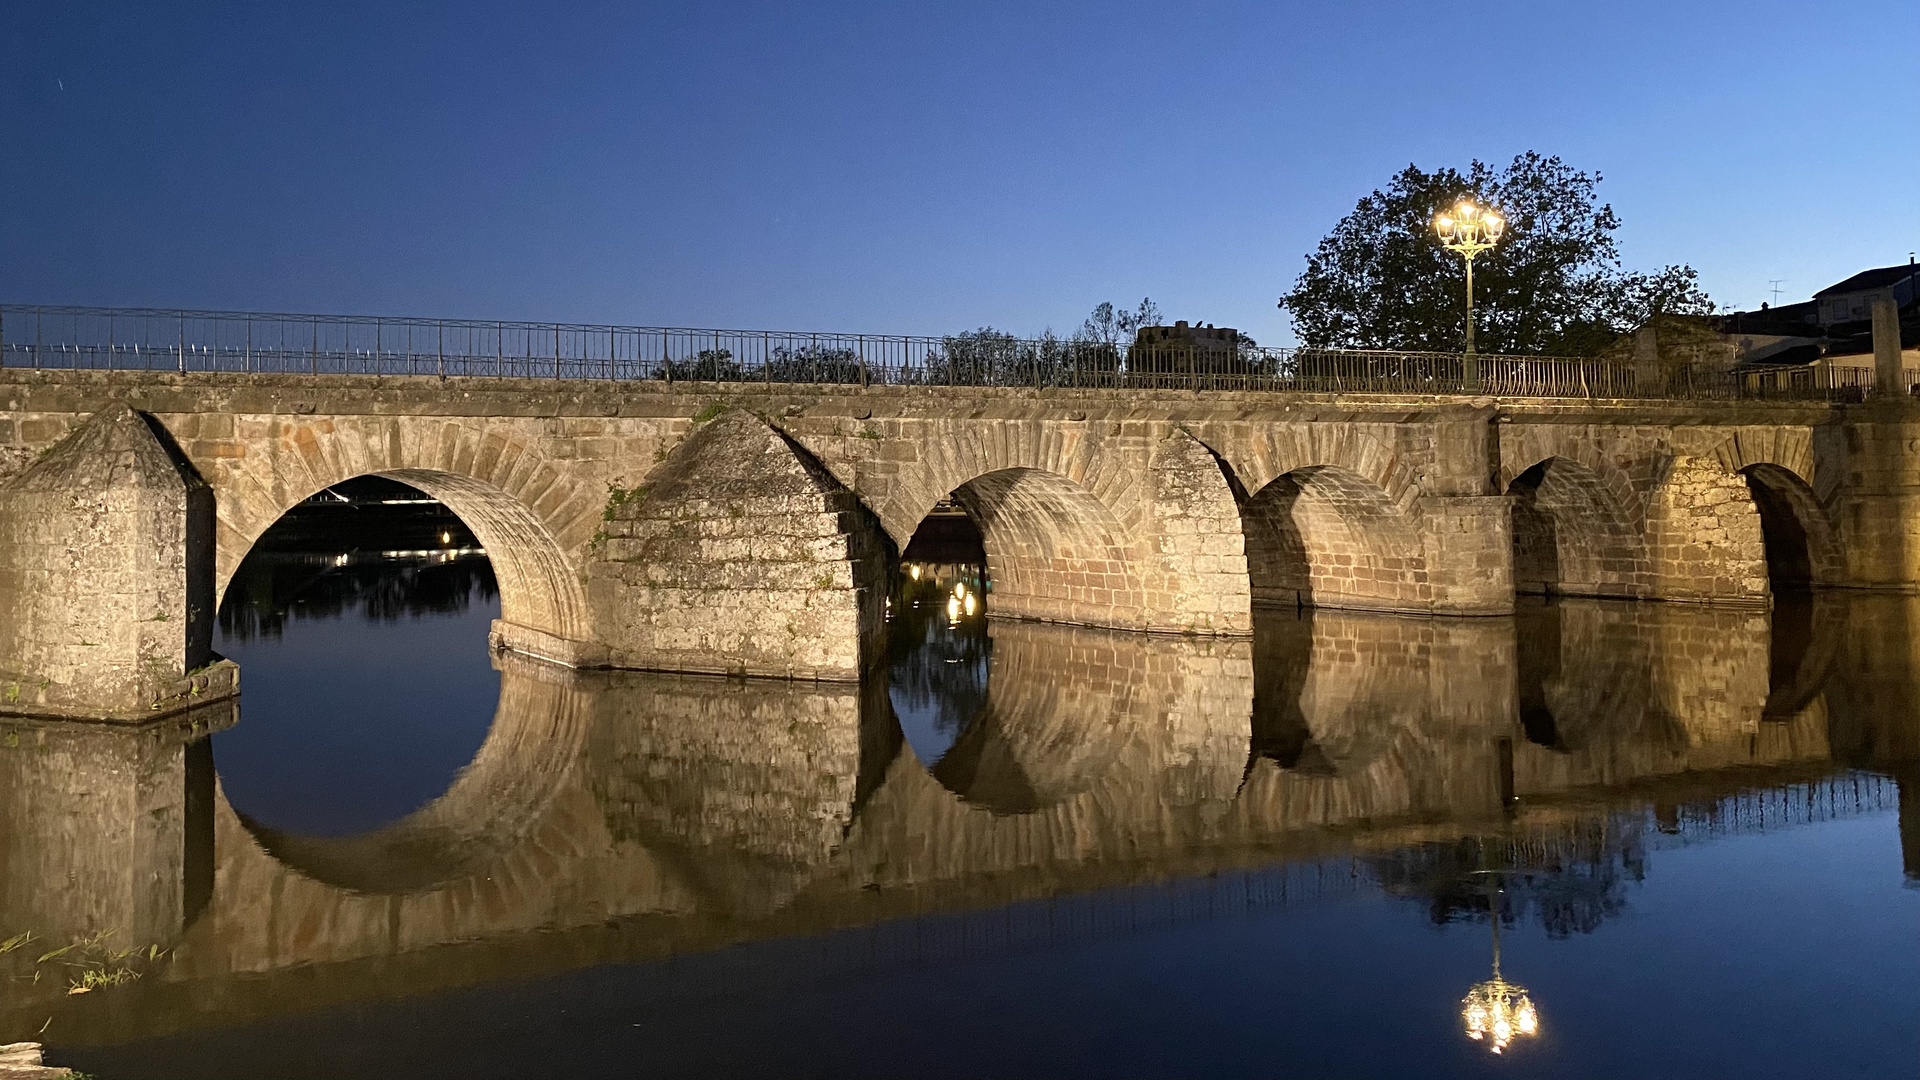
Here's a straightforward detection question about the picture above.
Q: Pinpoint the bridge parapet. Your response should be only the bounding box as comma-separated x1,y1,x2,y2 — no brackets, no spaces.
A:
7,303,1915,400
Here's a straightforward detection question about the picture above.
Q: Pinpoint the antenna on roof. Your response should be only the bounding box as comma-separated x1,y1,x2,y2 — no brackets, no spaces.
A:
1767,279,1786,306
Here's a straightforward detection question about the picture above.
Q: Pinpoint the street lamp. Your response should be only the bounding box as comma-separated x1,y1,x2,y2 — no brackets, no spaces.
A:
1433,199,1505,375
1459,886,1540,1055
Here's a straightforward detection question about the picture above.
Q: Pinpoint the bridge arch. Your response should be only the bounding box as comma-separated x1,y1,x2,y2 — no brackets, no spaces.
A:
1505,455,1648,598
1739,463,1846,591
940,467,1147,627
1699,431,1845,589
206,419,597,659
1240,465,1429,612
876,424,1248,634
1202,426,1421,514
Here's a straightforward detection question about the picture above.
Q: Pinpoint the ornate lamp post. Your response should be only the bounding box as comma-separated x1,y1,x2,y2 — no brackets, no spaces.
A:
1433,199,1505,386
1459,886,1540,1055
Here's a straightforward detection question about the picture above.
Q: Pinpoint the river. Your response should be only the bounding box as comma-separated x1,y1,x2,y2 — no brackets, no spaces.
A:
1,520,1914,1079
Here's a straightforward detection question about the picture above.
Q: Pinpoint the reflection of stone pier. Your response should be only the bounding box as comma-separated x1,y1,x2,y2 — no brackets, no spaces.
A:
2,594,1913,1049
0,701,232,961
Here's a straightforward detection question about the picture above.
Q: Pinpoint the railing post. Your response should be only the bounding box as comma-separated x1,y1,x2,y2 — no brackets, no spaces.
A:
311,317,318,374
860,334,869,387
177,312,185,373
246,318,253,373
438,320,445,378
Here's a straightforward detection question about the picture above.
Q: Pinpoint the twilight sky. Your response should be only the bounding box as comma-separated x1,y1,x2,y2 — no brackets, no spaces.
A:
3,1,1914,344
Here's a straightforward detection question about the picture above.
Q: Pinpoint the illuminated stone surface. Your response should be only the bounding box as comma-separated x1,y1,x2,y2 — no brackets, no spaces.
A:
0,372,1912,692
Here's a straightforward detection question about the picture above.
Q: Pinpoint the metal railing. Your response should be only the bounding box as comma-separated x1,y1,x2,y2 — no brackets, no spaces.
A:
2,304,1912,400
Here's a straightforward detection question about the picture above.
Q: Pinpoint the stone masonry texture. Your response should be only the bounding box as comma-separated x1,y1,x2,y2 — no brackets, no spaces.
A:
0,371,1911,690
0,404,235,719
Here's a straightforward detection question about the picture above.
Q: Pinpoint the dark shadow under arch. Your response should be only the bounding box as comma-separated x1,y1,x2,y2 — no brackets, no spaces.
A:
1741,464,1843,594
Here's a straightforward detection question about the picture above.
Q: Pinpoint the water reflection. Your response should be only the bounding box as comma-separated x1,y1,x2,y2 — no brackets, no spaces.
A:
887,562,989,765
219,551,497,643
0,557,1913,1076
1459,892,1540,1054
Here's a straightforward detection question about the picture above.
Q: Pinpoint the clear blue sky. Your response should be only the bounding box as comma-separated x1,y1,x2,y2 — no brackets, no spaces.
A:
4,1,1914,344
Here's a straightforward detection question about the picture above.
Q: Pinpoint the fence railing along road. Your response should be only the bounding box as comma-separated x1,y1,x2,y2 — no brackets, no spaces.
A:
2,305,1909,401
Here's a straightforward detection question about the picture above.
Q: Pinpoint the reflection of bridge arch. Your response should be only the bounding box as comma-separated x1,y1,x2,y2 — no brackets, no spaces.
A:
1241,610,1508,827
931,622,1151,812
232,654,595,895
208,419,597,658
852,621,1253,882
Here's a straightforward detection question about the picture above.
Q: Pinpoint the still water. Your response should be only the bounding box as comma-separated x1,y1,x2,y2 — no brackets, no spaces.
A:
2,539,1915,1078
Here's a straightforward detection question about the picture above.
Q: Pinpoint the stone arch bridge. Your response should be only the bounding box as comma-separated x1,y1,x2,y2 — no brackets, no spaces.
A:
0,369,1913,713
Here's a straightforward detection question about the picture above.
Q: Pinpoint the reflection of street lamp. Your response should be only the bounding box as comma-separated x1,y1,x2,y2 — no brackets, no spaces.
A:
1460,887,1539,1054
1433,199,1505,372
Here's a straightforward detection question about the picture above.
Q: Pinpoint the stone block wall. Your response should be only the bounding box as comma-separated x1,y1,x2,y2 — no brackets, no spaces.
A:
587,410,890,680
1140,432,1253,633
1824,405,1920,590
0,374,1910,692
1421,496,1517,615
1645,455,1770,604
0,405,234,719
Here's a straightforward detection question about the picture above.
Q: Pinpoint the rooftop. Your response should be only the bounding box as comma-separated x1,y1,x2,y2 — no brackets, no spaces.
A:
1813,264,1920,297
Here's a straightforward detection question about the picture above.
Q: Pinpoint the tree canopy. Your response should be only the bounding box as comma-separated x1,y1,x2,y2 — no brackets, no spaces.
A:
1278,152,1712,356
1077,297,1162,348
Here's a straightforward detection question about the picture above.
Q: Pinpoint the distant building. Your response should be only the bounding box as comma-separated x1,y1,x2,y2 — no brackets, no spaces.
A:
1712,262,1920,379
1133,321,1239,352
1129,321,1248,378
1812,264,1919,326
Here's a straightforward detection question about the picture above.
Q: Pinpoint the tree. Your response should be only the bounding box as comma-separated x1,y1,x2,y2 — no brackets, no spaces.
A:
764,344,864,384
1277,152,1712,356
658,347,742,381
1076,297,1163,349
